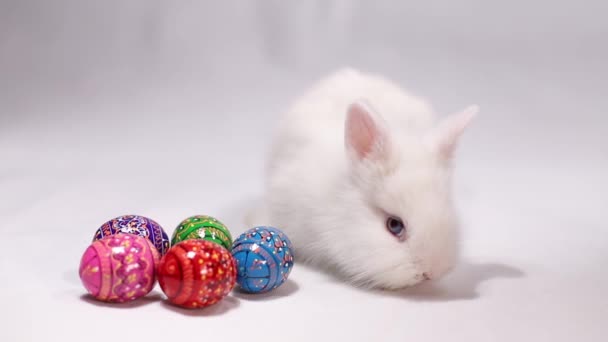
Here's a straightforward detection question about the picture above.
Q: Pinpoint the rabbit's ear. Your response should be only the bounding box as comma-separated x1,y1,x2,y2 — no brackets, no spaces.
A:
427,105,478,160
344,100,392,163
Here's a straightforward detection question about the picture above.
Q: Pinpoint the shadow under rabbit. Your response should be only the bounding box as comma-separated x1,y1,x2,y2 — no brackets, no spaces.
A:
299,260,524,302
371,261,525,302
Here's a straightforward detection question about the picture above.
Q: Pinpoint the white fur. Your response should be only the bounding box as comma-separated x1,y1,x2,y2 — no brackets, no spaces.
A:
249,68,477,290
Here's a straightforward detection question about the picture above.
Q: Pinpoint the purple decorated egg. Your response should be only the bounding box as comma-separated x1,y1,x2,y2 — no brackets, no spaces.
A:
79,233,160,303
93,214,170,256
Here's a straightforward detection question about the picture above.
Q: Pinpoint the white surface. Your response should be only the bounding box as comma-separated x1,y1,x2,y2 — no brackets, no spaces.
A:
1,2,607,341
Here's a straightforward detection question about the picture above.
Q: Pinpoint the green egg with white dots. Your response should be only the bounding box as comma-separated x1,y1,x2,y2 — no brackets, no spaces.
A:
171,215,233,250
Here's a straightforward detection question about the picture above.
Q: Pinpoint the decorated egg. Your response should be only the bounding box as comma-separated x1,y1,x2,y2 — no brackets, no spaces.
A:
93,214,170,255
157,239,237,309
171,215,232,250
231,226,294,294
79,233,160,303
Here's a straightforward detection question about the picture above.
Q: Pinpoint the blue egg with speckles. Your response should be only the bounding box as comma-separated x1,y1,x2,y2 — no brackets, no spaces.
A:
231,226,294,293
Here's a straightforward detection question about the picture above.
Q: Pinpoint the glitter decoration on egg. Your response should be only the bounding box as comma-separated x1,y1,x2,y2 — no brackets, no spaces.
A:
171,215,233,250
79,233,160,303
157,239,237,309
93,214,170,256
231,226,294,294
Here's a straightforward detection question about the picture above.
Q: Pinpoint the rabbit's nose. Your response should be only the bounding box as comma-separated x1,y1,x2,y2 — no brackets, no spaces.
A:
422,273,431,280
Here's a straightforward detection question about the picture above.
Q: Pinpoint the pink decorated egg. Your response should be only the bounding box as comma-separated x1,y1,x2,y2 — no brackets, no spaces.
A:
79,233,160,303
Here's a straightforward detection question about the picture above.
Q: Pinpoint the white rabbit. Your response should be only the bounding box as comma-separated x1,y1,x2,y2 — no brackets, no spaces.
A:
248,68,478,290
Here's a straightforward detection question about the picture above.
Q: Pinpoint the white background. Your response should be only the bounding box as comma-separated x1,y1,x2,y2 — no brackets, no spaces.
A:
1,1,607,341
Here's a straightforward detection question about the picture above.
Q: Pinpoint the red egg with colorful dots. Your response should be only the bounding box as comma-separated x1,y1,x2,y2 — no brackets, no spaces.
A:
79,233,160,303
157,239,237,309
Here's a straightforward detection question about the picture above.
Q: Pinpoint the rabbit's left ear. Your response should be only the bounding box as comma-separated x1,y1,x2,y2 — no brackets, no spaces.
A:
344,100,392,163
427,105,478,160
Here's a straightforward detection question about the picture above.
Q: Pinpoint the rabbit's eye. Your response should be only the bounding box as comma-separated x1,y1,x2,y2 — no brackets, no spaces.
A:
386,216,406,240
